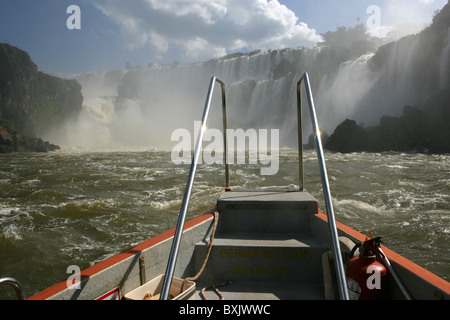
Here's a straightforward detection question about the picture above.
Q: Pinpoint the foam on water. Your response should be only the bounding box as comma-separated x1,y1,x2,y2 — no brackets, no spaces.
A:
0,149,448,299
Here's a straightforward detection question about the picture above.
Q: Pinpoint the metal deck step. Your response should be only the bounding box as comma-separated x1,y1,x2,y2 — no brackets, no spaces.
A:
194,232,327,284
194,281,325,300
216,190,319,234
190,190,328,300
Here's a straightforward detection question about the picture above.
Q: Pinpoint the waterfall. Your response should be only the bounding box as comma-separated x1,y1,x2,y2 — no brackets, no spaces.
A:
54,16,450,151
315,54,377,131
440,27,450,89
61,49,314,149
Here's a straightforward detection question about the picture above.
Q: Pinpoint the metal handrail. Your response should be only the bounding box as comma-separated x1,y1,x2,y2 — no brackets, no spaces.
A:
161,73,348,300
160,77,228,300
298,72,349,300
0,277,25,300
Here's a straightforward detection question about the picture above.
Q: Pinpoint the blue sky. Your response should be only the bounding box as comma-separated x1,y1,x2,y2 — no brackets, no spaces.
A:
0,0,447,74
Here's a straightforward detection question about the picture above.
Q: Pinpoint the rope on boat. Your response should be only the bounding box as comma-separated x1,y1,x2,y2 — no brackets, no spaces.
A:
181,187,232,300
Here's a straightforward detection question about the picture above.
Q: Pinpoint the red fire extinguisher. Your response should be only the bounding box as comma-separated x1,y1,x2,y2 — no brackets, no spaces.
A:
346,237,387,300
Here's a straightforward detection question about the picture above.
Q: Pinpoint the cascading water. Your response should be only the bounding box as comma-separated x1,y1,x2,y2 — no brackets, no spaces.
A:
61,49,316,149
440,27,450,89
315,54,377,131
54,15,450,151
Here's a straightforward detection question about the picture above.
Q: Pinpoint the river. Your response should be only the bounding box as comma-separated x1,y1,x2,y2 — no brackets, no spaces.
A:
0,148,448,299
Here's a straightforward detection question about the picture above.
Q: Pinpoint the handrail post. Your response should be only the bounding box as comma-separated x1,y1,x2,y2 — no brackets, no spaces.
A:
0,277,25,300
297,80,304,191
160,77,228,300
216,79,230,188
298,72,349,300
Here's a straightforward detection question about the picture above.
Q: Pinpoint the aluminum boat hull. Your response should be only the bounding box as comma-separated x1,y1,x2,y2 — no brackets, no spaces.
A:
28,190,450,301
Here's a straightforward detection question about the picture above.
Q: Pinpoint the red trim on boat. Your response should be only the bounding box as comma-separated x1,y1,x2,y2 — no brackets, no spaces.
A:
27,211,215,300
28,209,449,300
316,211,450,295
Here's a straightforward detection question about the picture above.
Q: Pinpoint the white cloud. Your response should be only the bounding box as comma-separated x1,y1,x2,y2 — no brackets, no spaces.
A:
93,0,322,62
185,37,227,60
147,0,228,24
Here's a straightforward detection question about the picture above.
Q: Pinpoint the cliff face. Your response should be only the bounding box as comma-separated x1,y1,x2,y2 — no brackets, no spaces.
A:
326,100,449,154
365,2,450,106
0,43,83,152
326,3,450,154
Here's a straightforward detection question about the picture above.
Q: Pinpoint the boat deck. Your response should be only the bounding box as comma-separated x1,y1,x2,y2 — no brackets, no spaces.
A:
191,190,332,300
195,281,324,300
